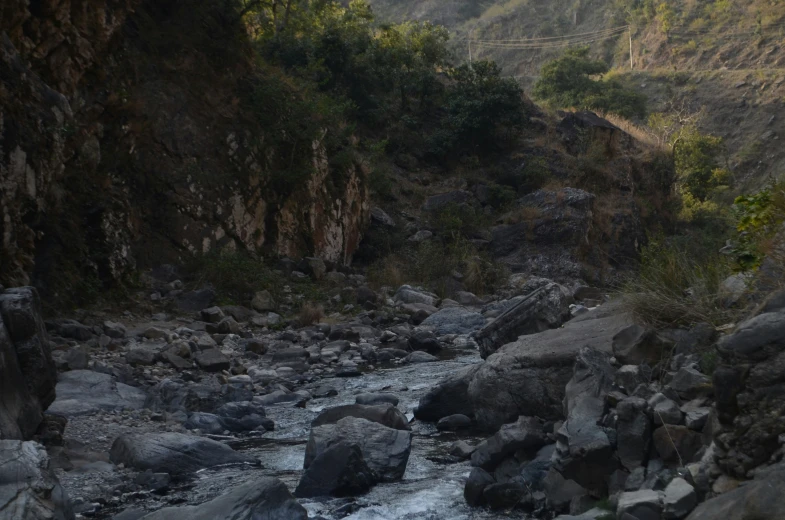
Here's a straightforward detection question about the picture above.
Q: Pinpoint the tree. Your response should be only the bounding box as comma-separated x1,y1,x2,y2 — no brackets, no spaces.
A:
656,2,676,39
533,47,647,119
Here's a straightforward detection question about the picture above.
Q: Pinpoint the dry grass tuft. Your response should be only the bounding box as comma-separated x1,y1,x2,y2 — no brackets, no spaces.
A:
595,110,668,153
297,302,324,326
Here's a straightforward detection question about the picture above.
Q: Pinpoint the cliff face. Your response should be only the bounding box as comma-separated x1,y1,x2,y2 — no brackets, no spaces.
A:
0,0,369,296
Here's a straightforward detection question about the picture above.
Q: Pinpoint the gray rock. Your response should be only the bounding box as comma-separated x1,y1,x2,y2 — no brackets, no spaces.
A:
394,285,438,307
464,467,495,506
450,440,475,459
404,351,438,363
649,393,683,425
616,365,648,393
304,417,412,482
370,207,395,227
184,412,226,434
200,307,225,324
462,300,635,430
483,482,531,510
554,395,614,493
455,291,484,306
652,425,704,464
564,347,615,416
355,393,399,406
684,408,710,431
176,289,216,312
103,321,127,338
414,364,480,422
668,367,711,400
685,467,785,520
295,441,374,498
48,370,146,417
251,290,276,312
205,317,240,335
616,397,652,470
471,416,547,470
437,414,472,431
109,432,254,474
542,468,586,513
407,330,441,353
475,281,573,358
139,478,306,520
612,324,669,365
408,230,434,242
126,348,158,366
194,349,230,372
663,477,697,519
420,307,486,335
0,440,74,520
313,404,409,431
617,489,663,520
0,287,57,440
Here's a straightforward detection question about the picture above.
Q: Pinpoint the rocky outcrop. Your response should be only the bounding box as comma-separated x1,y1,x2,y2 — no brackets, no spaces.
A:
0,0,370,292
418,299,634,430
138,478,307,520
0,440,74,520
713,307,785,478
0,287,57,440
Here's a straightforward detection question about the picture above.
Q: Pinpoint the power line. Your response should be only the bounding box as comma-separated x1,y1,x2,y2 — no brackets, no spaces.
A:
459,24,630,43
470,29,629,49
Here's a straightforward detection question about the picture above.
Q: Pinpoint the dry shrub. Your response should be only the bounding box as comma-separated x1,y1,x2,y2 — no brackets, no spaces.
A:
595,110,667,153
297,302,324,326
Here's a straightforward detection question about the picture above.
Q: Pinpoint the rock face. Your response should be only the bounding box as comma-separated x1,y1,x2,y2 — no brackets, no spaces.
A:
0,0,370,292
304,417,412,482
0,287,57,440
713,309,785,477
109,432,255,475
419,300,634,430
138,479,307,520
0,440,74,520
476,281,573,358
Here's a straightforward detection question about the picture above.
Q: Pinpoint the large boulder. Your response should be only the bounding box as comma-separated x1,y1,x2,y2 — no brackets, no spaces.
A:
476,281,573,358
685,467,785,520
311,404,410,431
47,370,146,417
616,397,652,470
714,309,785,477
109,432,254,474
0,287,58,440
563,347,615,416
139,478,307,520
463,300,634,430
414,364,481,422
304,417,412,482
0,440,74,520
471,416,547,471
295,441,374,498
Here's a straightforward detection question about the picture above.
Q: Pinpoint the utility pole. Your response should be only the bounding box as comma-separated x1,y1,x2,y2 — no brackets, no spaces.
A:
629,28,633,69
468,30,473,67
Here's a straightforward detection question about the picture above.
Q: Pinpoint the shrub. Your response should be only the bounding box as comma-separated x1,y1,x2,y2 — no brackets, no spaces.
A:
732,180,785,270
621,237,742,327
533,47,647,119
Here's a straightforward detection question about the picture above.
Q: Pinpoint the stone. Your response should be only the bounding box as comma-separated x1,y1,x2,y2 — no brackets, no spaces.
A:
668,367,711,400
300,257,327,281
304,417,412,482
437,414,472,431
356,286,377,305
663,478,697,519
109,432,254,475
370,207,395,227
126,348,158,366
464,467,495,506
0,440,74,520
414,364,480,422
456,300,635,430
195,349,231,372
184,412,226,435
407,330,441,353
616,365,648,393
251,290,276,312
483,482,530,510
650,393,683,426
355,393,399,406
176,289,216,312
404,351,438,363
394,285,438,307
612,324,669,365
455,291,484,306
0,287,57,439
554,395,614,493
138,479,307,520
408,230,433,242
48,370,146,417
295,441,374,498
205,317,240,335
420,307,486,335
617,490,663,520
471,416,547,471
200,306,225,323
616,397,652,470
683,408,709,431
543,468,587,513
311,404,410,431
103,320,127,338
653,425,704,464
686,467,785,520
564,347,616,415
475,281,573,358
450,440,475,459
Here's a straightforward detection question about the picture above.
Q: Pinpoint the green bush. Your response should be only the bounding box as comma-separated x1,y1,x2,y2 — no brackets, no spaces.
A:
533,47,647,119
